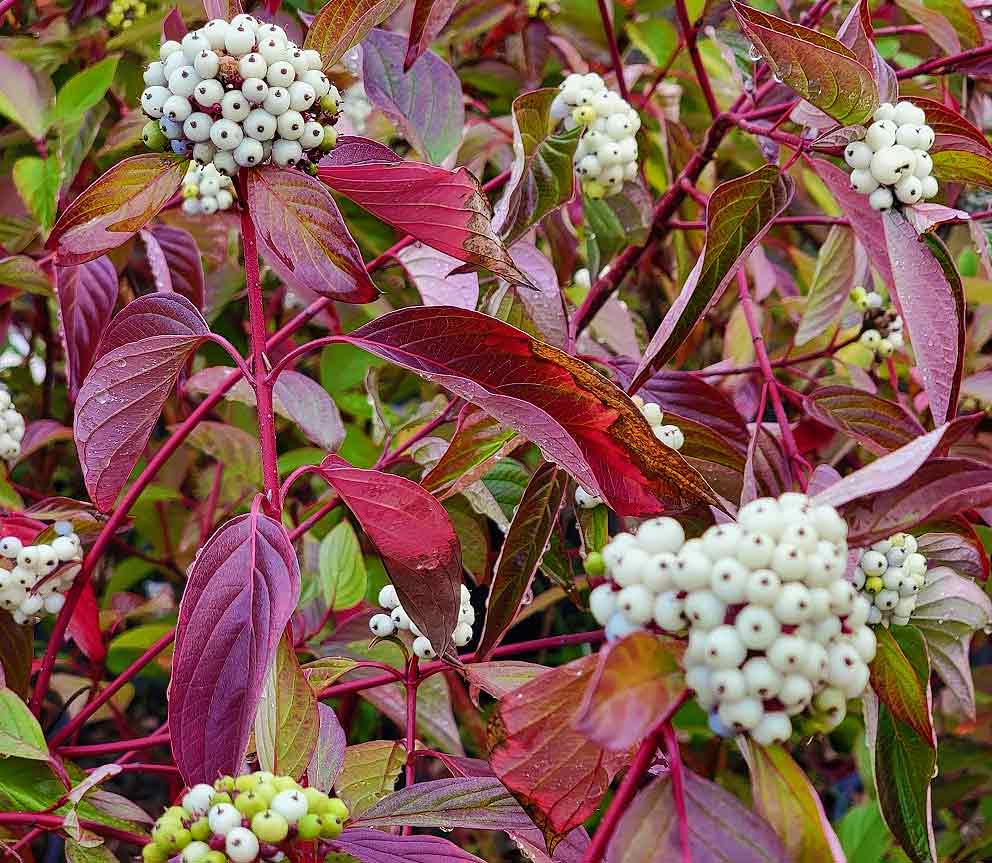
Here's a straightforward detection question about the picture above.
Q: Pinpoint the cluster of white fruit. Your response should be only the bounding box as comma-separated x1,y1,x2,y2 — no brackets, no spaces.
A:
550,73,640,199
140,14,340,174
0,522,82,624
575,396,684,510
852,533,927,626
181,162,235,216
589,494,875,745
369,583,474,659
0,388,24,461
851,286,904,361
844,101,938,210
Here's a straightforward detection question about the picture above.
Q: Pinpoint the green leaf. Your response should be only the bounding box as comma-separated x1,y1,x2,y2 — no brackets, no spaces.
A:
482,459,530,520
584,182,653,267
59,102,110,193
0,689,49,760
931,149,992,190
869,625,935,744
838,801,892,863
13,155,60,234
53,56,119,126
495,88,581,246
626,18,679,66
631,164,794,389
732,1,878,124
0,51,53,139
335,740,406,816
576,502,609,554
106,622,174,676
65,841,118,863
254,635,319,781
867,625,937,863
319,520,368,610
477,462,568,659
795,226,860,346
422,406,517,499
0,255,52,295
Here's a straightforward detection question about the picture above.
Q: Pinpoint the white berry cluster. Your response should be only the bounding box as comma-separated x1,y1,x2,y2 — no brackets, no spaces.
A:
575,395,684,510
851,286,904,361
369,583,474,659
0,522,82,624
852,533,927,627
181,162,235,216
589,494,876,745
0,388,24,461
844,100,938,211
550,72,640,199
140,14,341,175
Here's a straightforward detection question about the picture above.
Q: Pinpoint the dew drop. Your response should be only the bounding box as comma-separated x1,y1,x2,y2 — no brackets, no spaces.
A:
747,43,763,62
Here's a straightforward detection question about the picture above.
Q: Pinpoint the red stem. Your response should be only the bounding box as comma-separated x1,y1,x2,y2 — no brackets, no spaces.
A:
0,812,148,846
55,731,171,758
241,188,281,516
663,722,692,863
595,0,628,101
402,656,420,835
897,43,992,78
674,0,719,117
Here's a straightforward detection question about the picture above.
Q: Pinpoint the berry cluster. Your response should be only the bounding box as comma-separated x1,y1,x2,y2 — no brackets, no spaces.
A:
851,286,904,361
143,773,348,863
960,394,992,415
844,101,938,211
140,15,340,174
369,584,475,659
106,0,151,31
0,522,82,624
550,72,640,199
575,396,684,510
590,494,875,745
0,388,24,461
852,533,928,626
182,162,236,216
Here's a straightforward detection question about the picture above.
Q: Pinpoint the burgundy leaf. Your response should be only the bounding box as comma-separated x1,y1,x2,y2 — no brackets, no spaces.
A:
303,0,403,71
916,523,990,581
340,307,720,516
909,97,992,155
15,420,73,463
169,511,301,784
56,256,118,401
395,242,479,310
48,154,189,266
812,158,893,287
362,29,464,164
318,456,462,659
307,703,347,792
323,135,402,165
882,211,964,425
318,157,529,287
477,462,568,659
631,165,795,390
245,165,377,304
404,0,458,70
67,580,105,663
162,6,187,40
332,828,486,863
146,224,205,309
74,293,209,510
605,771,789,863
804,386,925,455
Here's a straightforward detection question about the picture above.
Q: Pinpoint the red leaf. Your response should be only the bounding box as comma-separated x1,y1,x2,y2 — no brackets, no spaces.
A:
404,0,458,70
48,154,189,266
476,462,568,659
0,515,46,544
162,6,186,40
74,293,209,510
575,633,685,752
318,456,462,659
318,157,529,287
66,580,105,663
169,511,301,784
332,828,486,863
488,655,632,848
909,96,992,155
342,306,720,516
55,257,118,401
882,211,964,425
803,386,925,455
245,165,377,304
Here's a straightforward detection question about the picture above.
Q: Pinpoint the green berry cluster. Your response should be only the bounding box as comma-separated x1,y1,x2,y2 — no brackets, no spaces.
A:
143,772,348,863
849,286,904,362
106,0,152,31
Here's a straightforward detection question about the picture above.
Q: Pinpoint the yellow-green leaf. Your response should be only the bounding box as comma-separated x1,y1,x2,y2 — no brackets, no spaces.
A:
335,740,407,816
319,520,368,610
13,155,60,234
0,255,52,296
0,688,49,760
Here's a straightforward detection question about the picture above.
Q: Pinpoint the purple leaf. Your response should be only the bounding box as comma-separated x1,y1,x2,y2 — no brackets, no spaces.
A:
837,0,897,103
605,770,789,863
139,228,173,293
812,423,955,509
811,158,892,287
631,166,794,390
318,456,462,659
146,224,205,309
245,165,378,304
56,256,118,401
307,703,347,792
169,511,301,785
404,0,459,70
362,29,464,164
74,293,209,510
882,211,964,425
489,242,568,348
332,828,486,863
794,227,866,346
323,134,402,165
916,525,989,582
804,386,925,455
395,242,479,310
